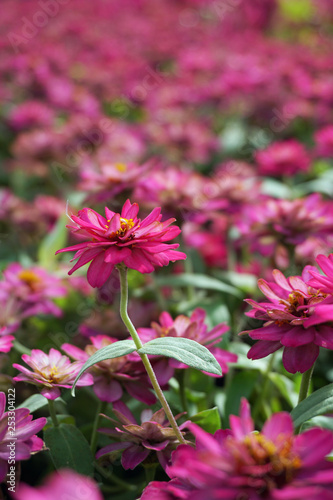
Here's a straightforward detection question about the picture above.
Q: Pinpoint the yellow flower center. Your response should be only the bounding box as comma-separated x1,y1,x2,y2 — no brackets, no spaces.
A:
115,163,127,172
117,218,134,236
18,270,42,290
228,432,302,488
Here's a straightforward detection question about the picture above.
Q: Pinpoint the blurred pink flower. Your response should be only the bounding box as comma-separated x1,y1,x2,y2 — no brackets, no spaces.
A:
308,253,333,293
138,308,237,376
238,194,333,267
13,348,93,400
62,335,160,404
79,159,152,201
142,399,333,499
255,140,311,177
0,392,46,483
14,469,103,500
315,125,333,158
96,402,189,470
56,199,186,288
242,267,333,373
0,263,67,318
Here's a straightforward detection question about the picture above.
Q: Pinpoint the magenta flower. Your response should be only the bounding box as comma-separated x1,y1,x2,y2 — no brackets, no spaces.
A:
96,402,189,470
0,263,67,318
142,399,333,500
138,308,237,376
307,253,333,293
56,199,186,288
238,194,333,268
15,469,103,500
13,348,93,400
62,336,160,405
0,391,46,482
241,268,333,373
255,139,311,177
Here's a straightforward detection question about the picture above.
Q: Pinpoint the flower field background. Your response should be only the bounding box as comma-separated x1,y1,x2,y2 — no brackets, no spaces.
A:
1,0,333,498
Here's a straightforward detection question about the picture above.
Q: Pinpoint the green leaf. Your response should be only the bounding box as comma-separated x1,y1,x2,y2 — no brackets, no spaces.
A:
18,394,65,412
261,179,292,199
301,416,333,432
155,274,242,298
138,337,222,376
224,371,258,421
268,373,298,408
291,383,333,429
217,271,257,294
38,215,68,270
190,407,221,433
279,0,313,21
71,339,137,396
44,414,76,430
44,423,94,475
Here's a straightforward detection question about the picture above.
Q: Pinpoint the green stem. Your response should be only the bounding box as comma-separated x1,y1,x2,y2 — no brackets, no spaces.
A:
90,400,107,454
47,399,59,427
94,462,137,491
144,464,157,485
13,340,31,355
117,265,186,445
297,365,314,405
178,369,189,414
184,250,195,301
252,352,276,421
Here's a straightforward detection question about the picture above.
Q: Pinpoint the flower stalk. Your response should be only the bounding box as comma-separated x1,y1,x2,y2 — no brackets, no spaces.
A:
117,264,186,444
297,364,314,406
47,399,59,427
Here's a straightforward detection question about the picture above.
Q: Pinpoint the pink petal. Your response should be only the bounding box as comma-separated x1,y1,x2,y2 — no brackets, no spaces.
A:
247,340,282,360
87,254,114,288
262,412,293,442
121,444,150,470
68,247,102,275
294,428,333,466
282,344,319,374
280,326,315,347
314,326,333,349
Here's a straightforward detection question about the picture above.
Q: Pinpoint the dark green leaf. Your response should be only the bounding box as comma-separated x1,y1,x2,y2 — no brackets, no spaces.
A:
224,371,258,421
155,274,242,298
291,383,333,428
138,337,222,376
18,394,65,412
44,423,94,475
72,339,137,396
39,215,68,270
190,407,221,433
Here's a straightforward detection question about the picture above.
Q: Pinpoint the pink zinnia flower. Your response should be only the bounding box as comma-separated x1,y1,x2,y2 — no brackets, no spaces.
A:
96,402,189,470
13,348,93,400
142,399,333,499
0,392,46,482
138,308,237,376
0,263,67,318
238,194,333,267
255,140,311,177
62,336,161,405
315,125,333,158
56,200,186,288
241,267,333,373
14,469,103,500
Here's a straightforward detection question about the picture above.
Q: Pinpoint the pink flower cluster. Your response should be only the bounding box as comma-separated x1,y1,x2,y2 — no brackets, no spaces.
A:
143,399,333,499
242,253,333,373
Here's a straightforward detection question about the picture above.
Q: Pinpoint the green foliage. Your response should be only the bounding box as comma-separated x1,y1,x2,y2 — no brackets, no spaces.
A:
291,383,333,429
44,423,94,475
138,337,222,376
190,407,221,434
71,339,137,395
